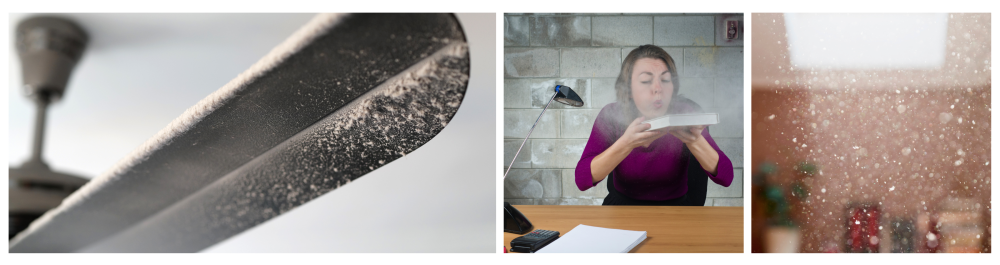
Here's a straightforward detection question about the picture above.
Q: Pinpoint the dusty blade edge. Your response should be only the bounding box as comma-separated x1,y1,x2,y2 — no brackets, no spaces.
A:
81,41,470,252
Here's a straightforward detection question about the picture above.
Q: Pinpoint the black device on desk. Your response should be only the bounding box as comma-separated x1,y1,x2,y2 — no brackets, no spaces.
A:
504,202,533,234
509,229,560,253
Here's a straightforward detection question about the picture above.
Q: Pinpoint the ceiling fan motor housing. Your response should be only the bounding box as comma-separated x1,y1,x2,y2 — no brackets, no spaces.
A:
16,16,89,101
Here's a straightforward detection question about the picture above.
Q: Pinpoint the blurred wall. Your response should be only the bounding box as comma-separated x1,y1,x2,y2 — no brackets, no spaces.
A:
502,13,744,206
751,87,991,252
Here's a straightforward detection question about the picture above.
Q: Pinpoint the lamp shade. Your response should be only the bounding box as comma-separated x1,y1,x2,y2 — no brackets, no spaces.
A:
553,85,583,107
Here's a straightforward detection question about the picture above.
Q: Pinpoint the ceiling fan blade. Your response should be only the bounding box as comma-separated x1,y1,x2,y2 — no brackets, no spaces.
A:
10,13,469,253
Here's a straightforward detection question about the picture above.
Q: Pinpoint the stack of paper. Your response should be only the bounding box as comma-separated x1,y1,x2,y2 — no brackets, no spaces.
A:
535,224,647,253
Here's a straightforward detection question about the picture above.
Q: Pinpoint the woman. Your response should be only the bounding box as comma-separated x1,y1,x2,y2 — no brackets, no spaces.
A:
574,45,733,206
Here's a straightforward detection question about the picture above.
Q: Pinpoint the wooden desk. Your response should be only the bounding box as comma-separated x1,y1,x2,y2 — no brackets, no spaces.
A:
503,205,743,253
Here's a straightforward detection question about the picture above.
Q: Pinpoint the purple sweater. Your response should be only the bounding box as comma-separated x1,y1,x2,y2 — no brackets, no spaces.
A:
574,102,734,201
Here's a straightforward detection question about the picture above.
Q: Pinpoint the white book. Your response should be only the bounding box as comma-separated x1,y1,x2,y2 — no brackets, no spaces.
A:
535,224,648,253
643,113,719,131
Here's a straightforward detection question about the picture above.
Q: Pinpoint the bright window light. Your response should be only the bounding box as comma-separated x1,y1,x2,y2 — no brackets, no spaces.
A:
784,13,948,70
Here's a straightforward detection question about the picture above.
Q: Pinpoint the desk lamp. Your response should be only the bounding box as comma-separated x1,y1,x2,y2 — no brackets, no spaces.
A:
504,85,583,234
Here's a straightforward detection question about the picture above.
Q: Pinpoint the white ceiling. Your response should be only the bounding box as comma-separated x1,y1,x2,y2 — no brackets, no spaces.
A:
751,13,991,90
785,13,949,69
9,13,316,177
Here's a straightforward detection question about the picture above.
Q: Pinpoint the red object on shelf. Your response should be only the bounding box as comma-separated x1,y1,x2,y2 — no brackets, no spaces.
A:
847,204,880,252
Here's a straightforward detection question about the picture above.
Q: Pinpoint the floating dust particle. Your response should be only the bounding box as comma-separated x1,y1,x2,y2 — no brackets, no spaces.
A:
939,112,953,123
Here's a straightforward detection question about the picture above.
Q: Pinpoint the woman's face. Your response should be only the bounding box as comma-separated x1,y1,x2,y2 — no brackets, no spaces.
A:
629,57,673,119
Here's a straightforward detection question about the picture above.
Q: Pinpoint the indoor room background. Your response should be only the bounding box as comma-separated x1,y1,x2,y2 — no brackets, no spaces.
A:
503,13,744,206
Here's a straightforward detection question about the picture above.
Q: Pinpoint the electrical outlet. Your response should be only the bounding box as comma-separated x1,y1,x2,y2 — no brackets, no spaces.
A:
716,15,743,46
726,20,739,40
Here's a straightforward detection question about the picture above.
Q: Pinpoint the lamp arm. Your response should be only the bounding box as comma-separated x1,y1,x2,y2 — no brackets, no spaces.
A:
503,91,558,179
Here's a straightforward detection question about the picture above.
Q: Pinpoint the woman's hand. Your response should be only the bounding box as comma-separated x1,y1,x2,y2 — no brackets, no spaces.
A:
670,125,720,175
668,125,705,144
589,117,668,184
619,117,670,149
